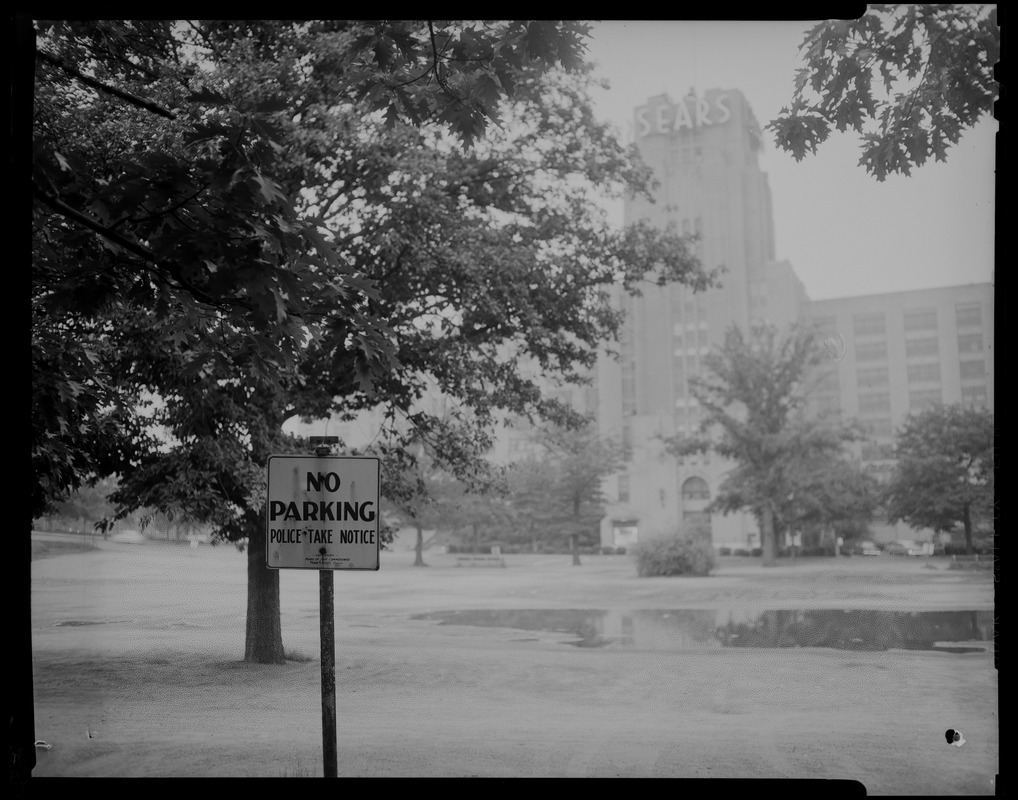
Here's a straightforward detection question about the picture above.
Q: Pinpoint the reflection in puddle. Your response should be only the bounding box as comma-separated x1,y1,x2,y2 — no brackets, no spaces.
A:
410,609,993,653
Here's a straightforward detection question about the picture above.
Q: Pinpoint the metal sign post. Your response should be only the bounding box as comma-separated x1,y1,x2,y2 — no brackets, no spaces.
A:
320,567,337,778
266,436,380,778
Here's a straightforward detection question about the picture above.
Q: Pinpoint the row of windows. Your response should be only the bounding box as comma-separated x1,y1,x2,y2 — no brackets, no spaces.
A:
906,363,940,383
856,386,992,412
962,385,989,406
856,367,889,388
674,329,710,347
858,392,891,414
810,301,984,341
855,381,990,413
856,338,986,361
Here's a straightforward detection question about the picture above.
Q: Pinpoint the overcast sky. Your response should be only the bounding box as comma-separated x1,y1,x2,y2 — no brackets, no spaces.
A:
583,19,997,301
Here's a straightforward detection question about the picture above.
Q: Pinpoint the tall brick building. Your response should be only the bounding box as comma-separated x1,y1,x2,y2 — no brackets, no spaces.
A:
596,89,993,551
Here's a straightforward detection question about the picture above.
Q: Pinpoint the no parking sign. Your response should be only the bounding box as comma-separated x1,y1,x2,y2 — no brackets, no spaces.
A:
266,454,380,571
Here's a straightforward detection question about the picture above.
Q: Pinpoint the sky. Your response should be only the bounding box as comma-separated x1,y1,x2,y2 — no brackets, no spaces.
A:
582,18,997,301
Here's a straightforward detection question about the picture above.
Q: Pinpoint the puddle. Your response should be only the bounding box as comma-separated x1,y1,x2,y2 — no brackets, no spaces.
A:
54,620,121,627
410,609,993,653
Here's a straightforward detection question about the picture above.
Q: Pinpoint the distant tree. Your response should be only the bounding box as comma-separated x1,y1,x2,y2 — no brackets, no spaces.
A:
784,452,881,554
48,476,119,536
504,456,558,554
507,421,622,565
663,324,864,566
883,404,994,554
768,5,999,180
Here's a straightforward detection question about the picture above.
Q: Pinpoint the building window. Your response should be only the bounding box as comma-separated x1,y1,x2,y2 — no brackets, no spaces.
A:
906,363,941,383
682,510,712,535
618,475,630,503
856,367,889,388
909,389,942,409
855,341,887,362
861,443,896,462
956,302,982,328
903,308,938,332
959,360,986,380
852,312,886,337
863,417,894,437
809,315,837,337
961,385,988,407
681,476,710,501
905,337,939,358
858,393,891,414
958,333,984,354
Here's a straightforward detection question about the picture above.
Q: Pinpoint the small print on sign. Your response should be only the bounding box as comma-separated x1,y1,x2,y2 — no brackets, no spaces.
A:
265,455,380,571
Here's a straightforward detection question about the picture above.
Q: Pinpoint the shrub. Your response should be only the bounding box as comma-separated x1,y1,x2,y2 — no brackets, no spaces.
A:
631,534,715,577
601,546,616,555
750,548,763,557
718,547,732,556
615,546,626,556
733,548,750,556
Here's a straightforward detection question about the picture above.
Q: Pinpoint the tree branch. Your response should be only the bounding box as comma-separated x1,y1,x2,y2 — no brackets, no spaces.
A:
36,49,177,119
33,184,253,313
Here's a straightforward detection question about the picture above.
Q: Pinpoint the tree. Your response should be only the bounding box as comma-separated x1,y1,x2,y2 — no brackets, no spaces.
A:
29,20,714,664
883,404,994,554
783,452,881,554
29,19,599,521
506,421,622,564
768,5,999,180
385,459,512,564
663,324,864,566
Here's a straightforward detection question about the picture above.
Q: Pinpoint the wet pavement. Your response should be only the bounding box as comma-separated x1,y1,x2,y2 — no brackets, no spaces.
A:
411,608,994,653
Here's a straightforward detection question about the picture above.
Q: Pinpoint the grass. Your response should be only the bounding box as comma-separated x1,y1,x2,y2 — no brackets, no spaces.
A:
31,538,99,561
278,756,316,777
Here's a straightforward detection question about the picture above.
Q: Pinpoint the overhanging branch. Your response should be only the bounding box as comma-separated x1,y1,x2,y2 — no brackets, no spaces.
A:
36,48,177,119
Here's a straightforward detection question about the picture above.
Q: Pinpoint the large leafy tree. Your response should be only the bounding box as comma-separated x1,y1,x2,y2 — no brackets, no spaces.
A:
30,19,598,520
663,324,865,566
883,404,994,554
30,19,714,665
768,5,999,180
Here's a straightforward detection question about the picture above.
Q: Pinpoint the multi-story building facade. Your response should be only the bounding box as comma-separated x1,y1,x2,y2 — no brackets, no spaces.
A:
596,89,994,550
804,284,994,479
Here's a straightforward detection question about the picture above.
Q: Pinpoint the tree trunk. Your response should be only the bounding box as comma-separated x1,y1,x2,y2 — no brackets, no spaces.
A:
245,522,286,664
760,505,778,567
413,523,427,567
472,522,479,553
963,503,974,555
570,496,582,566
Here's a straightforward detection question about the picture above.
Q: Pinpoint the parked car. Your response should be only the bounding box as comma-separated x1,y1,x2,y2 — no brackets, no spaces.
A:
885,540,925,556
848,540,882,556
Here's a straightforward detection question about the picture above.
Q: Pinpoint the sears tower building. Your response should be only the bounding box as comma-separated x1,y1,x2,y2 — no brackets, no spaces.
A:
597,89,810,551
